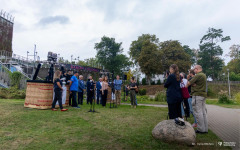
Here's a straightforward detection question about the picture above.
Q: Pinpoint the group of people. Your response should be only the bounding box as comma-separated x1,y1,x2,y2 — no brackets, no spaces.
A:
164,64,208,134
51,70,139,110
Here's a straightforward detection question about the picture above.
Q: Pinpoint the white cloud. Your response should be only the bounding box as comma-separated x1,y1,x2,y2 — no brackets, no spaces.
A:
1,0,239,64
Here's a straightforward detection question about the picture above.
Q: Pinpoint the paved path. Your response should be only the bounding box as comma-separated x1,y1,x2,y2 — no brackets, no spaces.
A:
122,103,240,149
206,105,240,150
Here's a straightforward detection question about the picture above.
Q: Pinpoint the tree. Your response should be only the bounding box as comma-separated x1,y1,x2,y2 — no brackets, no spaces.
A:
58,57,65,63
95,36,130,75
129,34,159,63
160,40,191,73
224,59,240,74
227,44,240,60
77,60,87,66
198,28,231,80
183,45,196,65
138,40,163,84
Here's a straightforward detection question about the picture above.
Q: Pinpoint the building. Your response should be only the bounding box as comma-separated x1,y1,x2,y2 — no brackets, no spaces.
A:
0,11,14,57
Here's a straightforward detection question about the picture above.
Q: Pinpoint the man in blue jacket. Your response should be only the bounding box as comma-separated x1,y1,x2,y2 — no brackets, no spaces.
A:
78,75,85,105
69,71,80,108
96,78,102,104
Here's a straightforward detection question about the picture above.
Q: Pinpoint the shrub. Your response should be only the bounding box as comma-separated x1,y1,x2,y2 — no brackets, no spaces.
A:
218,90,232,104
154,91,166,102
234,92,240,104
0,87,26,99
151,81,155,85
10,71,23,89
207,87,216,98
139,88,147,95
157,79,161,85
137,95,152,101
142,78,146,85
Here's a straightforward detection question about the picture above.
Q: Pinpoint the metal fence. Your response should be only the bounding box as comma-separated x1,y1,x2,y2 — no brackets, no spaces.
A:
207,81,240,85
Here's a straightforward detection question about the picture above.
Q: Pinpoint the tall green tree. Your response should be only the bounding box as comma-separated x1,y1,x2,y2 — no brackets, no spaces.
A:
129,34,159,63
183,45,196,65
95,36,130,75
160,40,191,73
227,44,240,60
138,40,163,84
198,28,231,80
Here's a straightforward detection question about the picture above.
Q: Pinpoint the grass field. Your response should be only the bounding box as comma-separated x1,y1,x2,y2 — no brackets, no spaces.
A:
0,99,227,150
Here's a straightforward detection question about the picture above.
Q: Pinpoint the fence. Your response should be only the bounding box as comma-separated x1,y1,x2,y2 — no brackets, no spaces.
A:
208,81,240,85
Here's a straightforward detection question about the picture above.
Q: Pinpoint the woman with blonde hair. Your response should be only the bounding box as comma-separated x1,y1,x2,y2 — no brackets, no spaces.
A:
52,70,68,111
101,76,109,107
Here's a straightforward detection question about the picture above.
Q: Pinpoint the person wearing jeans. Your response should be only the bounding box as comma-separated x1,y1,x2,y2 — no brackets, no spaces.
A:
96,78,102,104
186,65,208,134
188,69,197,127
188,97,197,126
114,75,122,106
78,75,85,105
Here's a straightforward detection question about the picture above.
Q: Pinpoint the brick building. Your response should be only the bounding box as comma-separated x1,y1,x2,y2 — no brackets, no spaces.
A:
0,12,14,57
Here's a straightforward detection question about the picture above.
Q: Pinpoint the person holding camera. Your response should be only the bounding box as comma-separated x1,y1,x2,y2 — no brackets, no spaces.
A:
51,70,68,111
164,64,182,119
186,65,208,134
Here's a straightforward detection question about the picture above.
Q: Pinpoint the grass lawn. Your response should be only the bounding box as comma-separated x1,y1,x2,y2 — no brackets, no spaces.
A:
206,99,240,109
0,99,227,150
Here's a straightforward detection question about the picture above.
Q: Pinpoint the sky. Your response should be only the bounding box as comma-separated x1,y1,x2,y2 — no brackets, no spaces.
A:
1,0,240,64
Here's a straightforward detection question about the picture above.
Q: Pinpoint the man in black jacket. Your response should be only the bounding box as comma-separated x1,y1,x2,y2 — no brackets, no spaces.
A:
87,76,95,105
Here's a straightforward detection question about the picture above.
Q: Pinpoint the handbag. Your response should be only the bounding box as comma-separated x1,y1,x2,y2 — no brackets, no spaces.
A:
180,82,190,99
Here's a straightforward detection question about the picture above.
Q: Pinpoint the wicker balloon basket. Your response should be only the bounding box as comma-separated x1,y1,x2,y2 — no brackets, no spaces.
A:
24,81,70,109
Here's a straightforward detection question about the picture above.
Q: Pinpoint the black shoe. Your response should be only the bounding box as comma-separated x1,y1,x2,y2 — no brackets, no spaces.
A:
195,130,208,134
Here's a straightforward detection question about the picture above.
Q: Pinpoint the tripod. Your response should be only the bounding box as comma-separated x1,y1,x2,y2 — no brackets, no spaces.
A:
109,89,117,108
88,90,98,113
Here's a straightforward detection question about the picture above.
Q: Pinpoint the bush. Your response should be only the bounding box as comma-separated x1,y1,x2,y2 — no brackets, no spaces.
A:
229,72,240,81
10,71,23,89
218,90,232,104
137,95,152,101
207,87,216,98
0,87,26,99
139,88,147,95
234,92,240,104
154,91,166,102
142,78,146,85
151,81,155,85
157,79,161,85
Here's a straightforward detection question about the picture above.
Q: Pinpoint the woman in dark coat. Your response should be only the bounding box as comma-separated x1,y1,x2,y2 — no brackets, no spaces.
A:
164,64,182,119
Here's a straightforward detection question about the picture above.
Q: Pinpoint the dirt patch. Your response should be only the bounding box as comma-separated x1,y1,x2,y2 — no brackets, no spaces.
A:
139,85,165,95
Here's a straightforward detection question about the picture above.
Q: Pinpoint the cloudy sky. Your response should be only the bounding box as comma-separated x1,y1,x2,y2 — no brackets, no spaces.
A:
1,0,240,64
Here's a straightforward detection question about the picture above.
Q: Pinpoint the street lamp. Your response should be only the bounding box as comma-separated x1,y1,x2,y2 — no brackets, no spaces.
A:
27,51,29,76
227,69,231,98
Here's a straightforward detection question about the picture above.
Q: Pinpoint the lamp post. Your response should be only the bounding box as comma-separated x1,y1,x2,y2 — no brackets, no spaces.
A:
227,69,231,98
27,51,29,76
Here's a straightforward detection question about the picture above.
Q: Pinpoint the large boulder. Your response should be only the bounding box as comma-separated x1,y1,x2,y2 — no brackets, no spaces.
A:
152,120,196,145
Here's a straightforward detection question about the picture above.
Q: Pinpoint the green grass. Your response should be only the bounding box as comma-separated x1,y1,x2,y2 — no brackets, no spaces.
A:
0,99,226,150
206,99,240,109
